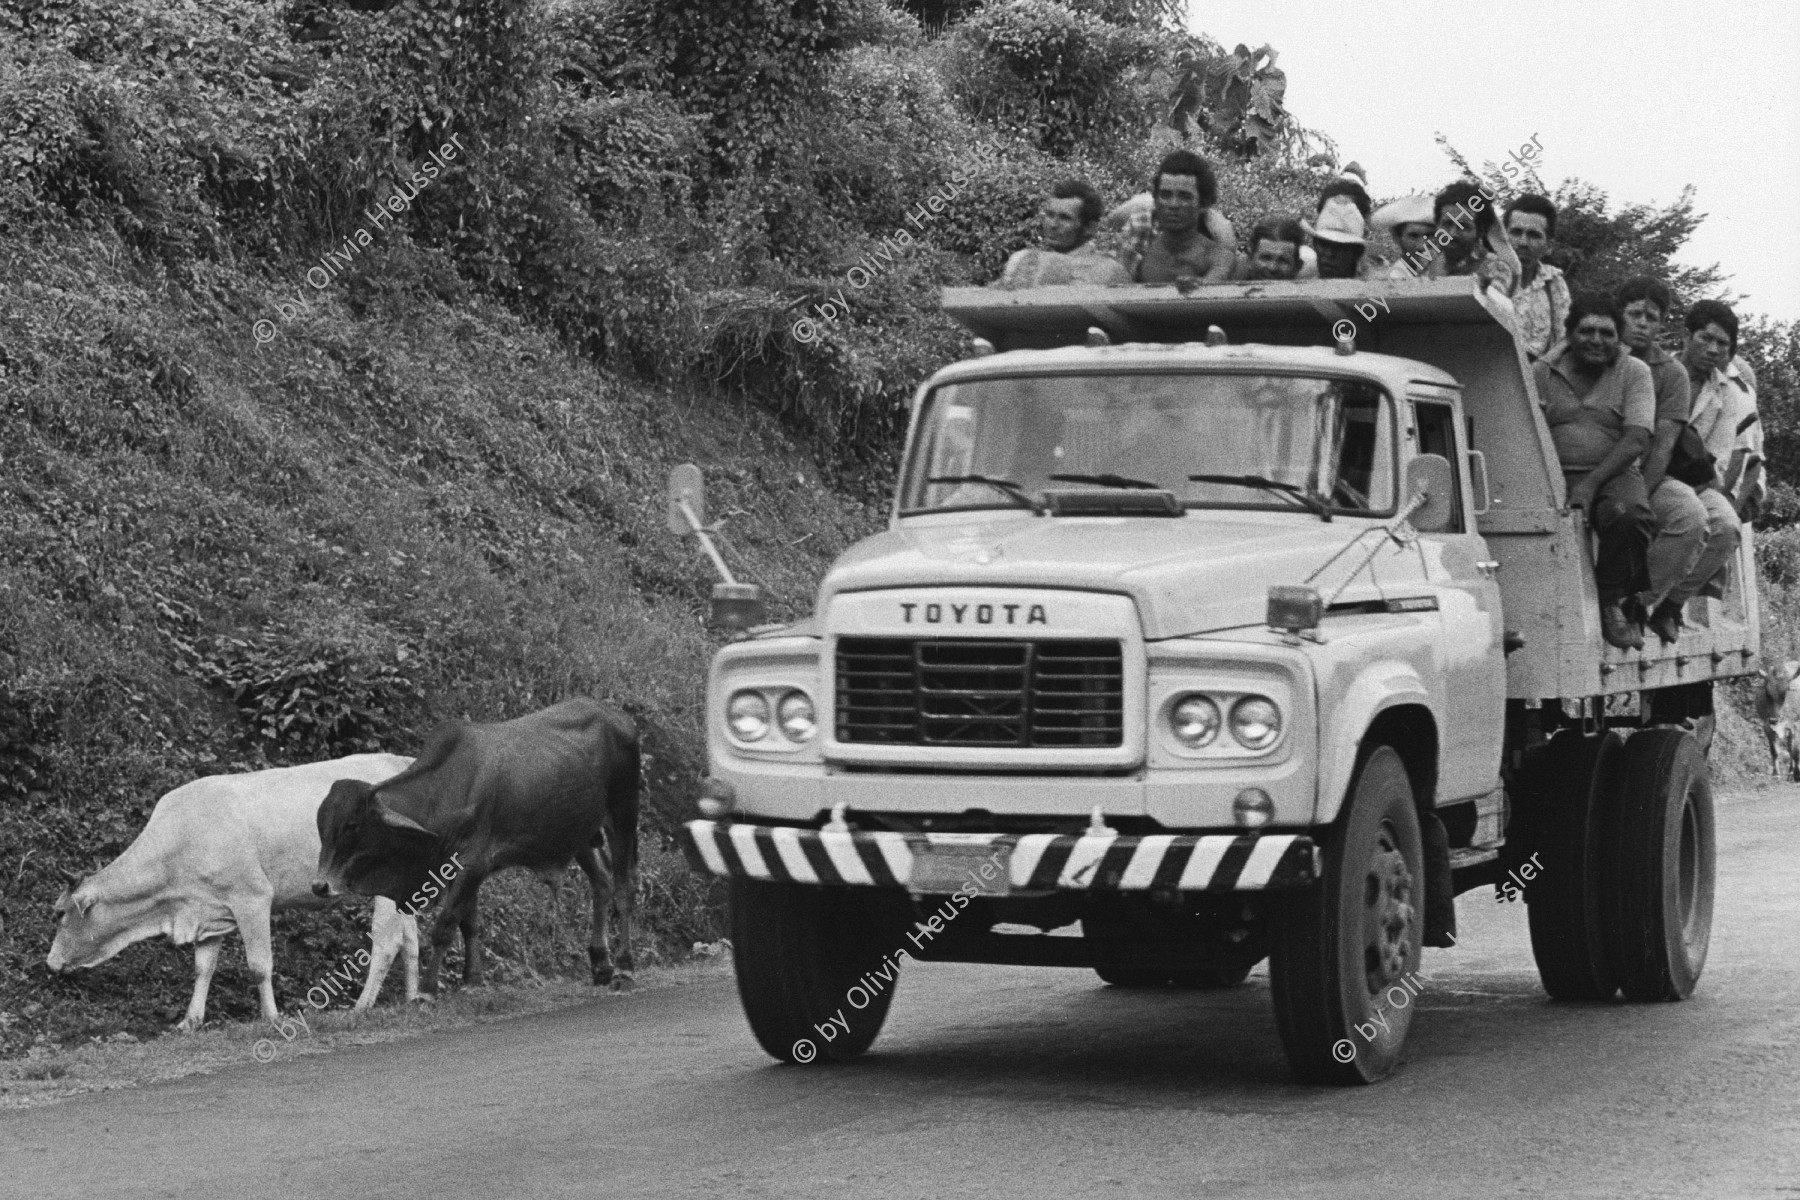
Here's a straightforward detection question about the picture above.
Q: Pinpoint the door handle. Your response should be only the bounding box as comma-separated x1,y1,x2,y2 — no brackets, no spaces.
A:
1476,560,1501,576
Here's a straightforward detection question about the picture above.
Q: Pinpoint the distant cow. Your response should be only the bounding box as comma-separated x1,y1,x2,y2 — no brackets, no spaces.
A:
312,698,640,994
48,755,422,1030
1755,660,1800,780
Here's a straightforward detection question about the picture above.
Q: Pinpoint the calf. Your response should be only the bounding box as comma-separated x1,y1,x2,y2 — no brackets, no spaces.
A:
312,698,640,994
48,755,422,1029
1754,660,1800,780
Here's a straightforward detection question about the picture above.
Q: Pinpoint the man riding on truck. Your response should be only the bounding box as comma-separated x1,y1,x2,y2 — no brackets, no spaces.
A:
1533,293,1657,649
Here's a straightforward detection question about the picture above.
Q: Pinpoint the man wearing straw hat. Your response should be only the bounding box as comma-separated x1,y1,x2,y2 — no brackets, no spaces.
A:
1370,194,1438,280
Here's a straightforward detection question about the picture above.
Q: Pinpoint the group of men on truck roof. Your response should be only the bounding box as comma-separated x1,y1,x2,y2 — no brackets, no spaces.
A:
990,148,1766,653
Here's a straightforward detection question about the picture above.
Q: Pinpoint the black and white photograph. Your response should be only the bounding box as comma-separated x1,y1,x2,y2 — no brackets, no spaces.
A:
2,0,1797,1195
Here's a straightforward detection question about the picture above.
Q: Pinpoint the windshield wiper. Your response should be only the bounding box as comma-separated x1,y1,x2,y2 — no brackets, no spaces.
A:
927,474,1044,514
1187,473,1332,521
1046,472,1163,491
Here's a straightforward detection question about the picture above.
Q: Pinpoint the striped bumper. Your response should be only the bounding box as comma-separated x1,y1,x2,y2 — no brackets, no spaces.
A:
680,820,1319,893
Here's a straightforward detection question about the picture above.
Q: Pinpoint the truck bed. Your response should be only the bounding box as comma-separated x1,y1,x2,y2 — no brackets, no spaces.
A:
941,279,1761,699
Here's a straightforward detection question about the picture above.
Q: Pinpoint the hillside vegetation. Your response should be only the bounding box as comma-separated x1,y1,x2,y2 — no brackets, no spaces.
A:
2,0,1797,1055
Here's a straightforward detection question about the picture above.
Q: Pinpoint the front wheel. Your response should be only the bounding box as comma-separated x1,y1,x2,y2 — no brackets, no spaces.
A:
1268,744,1424,1084
728,879,909,1063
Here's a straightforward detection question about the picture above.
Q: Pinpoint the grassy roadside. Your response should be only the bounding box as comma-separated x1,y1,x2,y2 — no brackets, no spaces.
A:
0,950,737,1110
0,224,885,1055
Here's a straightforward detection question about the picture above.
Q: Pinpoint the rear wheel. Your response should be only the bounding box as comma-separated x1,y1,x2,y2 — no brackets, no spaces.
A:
728,880,908,1063
1523,730,1623,1001
1268,744,1423,1084
1608,729,1715,1000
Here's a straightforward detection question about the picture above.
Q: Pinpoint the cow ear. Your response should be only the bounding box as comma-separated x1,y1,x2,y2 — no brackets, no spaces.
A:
74,892,95,917
373,795,434,838
1785,660,1800,680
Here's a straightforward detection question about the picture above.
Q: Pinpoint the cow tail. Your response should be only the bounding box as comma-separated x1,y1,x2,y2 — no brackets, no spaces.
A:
610,732,641,897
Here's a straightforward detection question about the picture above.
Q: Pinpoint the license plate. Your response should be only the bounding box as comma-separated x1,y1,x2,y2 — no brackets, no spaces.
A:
908,839,1011,895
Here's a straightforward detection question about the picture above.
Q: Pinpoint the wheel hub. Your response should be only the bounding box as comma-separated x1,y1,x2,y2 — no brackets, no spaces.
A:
1363,825,1416,996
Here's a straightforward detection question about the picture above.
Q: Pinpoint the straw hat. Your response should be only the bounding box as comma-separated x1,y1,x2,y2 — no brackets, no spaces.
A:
1304,195,1367,246
1371,194,1435,234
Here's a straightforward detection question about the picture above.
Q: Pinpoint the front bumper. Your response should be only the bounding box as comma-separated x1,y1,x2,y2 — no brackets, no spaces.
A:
680,819,1319,893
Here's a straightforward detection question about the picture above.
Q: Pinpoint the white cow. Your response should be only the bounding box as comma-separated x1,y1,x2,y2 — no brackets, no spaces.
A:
47,754,421,1029
1754,660,1800,780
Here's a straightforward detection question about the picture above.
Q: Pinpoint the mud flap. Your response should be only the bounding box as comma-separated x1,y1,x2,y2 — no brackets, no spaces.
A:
1419,809,1457,947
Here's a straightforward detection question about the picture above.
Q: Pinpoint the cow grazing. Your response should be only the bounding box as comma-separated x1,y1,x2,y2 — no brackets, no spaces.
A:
1755,660,1800,780
312,698,640,994
48,755,422,1030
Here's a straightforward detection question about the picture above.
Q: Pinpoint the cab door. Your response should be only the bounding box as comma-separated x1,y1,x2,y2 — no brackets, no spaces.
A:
1412,395,1507,800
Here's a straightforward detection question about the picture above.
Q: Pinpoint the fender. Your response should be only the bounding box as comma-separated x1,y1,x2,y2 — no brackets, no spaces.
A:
1313,661,1437,825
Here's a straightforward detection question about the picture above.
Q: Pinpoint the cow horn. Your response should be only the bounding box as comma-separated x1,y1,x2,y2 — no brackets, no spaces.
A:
374,795,435,837
57,866,83,889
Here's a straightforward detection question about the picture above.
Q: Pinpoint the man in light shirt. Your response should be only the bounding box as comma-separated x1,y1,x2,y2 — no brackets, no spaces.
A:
1683,299,1764,523
994,179,1131,289
1503,194,1570,358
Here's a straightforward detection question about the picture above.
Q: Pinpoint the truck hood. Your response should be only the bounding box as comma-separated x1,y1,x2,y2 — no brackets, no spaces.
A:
820,515,1410,639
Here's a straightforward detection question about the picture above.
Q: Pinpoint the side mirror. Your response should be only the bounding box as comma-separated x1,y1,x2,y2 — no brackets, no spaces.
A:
710,582,766,631
1405,454,1456,532
667,463,705,536
1466,450,1491,515
1267,584,1324,634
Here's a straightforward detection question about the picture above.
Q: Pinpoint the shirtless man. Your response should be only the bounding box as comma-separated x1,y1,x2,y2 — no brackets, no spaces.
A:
1105,150,1236,284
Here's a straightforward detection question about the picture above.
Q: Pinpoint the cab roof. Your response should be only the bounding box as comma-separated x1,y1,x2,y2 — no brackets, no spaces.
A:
925,339,1461,396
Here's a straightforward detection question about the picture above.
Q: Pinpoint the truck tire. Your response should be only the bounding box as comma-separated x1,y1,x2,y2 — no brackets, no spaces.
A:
1268,744,1423,1084
1523,730,1622,1001
728,879,907,1063
1607,729,1715,1001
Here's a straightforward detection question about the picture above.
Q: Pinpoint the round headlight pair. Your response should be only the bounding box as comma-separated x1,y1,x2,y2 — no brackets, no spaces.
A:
1170,693,1282,751
728,689,815,743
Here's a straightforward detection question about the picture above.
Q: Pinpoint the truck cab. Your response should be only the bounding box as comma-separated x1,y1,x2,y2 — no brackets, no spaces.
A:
677,277,1753,1083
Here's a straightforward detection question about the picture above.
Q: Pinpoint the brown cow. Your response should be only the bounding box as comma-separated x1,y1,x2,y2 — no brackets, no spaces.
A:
312,698,639,993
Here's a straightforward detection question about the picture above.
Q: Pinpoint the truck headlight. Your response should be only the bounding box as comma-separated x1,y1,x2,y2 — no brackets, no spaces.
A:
727,691,771,742
1171,695,1222,748
1230,696,1282,750
777,690,816,742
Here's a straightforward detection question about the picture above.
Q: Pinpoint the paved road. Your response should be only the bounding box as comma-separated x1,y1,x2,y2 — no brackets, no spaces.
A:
6,787,1799,1200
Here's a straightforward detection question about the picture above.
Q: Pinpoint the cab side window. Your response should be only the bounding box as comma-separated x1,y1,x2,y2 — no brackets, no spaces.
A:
1412,401,1465,532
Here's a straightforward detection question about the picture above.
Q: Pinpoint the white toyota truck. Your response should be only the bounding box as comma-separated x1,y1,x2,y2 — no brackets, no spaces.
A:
674,278,1757,1083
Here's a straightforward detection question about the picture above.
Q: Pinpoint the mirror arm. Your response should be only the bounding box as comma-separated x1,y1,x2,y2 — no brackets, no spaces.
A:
675,498,739,587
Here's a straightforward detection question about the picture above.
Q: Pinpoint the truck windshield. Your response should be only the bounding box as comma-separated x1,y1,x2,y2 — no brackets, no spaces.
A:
901,371,1395,517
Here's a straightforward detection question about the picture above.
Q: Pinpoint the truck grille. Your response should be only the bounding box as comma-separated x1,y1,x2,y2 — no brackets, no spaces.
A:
835,638,1124,748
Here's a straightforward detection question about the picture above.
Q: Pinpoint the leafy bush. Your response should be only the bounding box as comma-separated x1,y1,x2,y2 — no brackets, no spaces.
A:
190,636,421,761
0,682,59,805
949,0,1163,154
